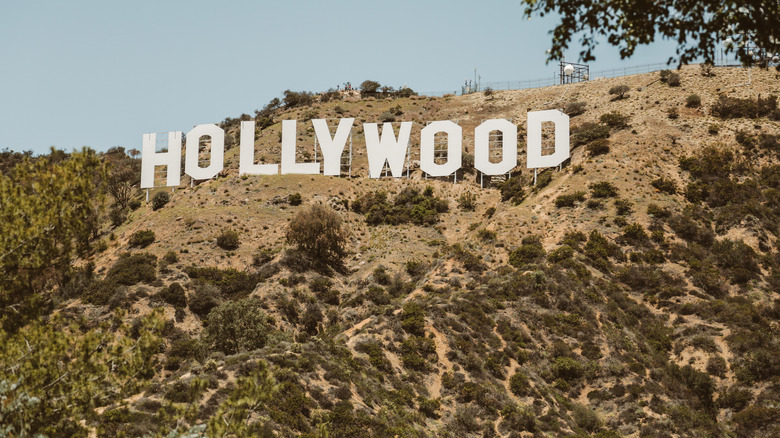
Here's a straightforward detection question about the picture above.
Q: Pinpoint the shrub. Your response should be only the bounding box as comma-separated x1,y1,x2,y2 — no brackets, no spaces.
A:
552,357,584,381
651,177,677,194
647,203,670,218
282,90,314,108
288,193,302,206
555,191,586,208
660,69,672,82
509,239,546,268
457,191,477,211
185,266,258,298
735,130,756,148
418,398,440,418
353,187,448,226
711,95,778,119
216,229,240,250
708,124,720,135
667,107,679,119
151,191,169,211
286,204,347,264
667,73,681,86
405,259,428,277
587,138,610,156
107,253,157,286
400,336,436,371
572,123,610,146
548,245,574,262
360,80,381,94
157,282,187,308
572,403,601,432
477,229,496,241
204,298,272,354
564,101,587,117
711,239,760,283
495,178,526,204
615,199,633,215
609,85,629,99
706,356,728,377
589,181,618,198
686,94,701,108
509,372,530,396
189,284,220,318
129,229,155,248
401,302,426,336
379,111,395,123
622,224,649,244
109,207,127,228
599,111,630,130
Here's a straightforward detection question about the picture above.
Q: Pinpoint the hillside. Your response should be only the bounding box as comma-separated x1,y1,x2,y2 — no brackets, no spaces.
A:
3,64,780,437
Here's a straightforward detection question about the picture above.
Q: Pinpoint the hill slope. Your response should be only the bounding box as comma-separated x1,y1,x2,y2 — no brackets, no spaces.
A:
13,65,780,437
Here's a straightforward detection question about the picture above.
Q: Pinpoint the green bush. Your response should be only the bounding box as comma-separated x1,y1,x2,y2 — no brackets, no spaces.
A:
185,266,258,298
418,398,440,418
686,94,702,108
286,204,347,264
667,73,681,86
216,229,240,250
400,336,436,371
552,357,584,381
609,85,629,99
572,123,610,146
509,372,530,396
457,191,477,211
589,181,618,198
587,138,610,156
188,284,221,318
615,199,633,215
554,191,586,208
495,177,526,204
564,101,587,116
157,282,187,308
151,191,169,211
622,223,649,244
599,111,630,130
107,253,157,286
288,193,302,206
204,298,272,355
711,94,778,119
651,177,677,194
547,245,574,262
509,239,546,268
401,302,426,336
353,186,448,226
128,229,155,248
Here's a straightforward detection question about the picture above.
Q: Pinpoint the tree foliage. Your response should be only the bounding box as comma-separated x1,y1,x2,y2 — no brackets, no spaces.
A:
286,204,348,264
522,0,780,65
0,310,164,436
0,148,106,331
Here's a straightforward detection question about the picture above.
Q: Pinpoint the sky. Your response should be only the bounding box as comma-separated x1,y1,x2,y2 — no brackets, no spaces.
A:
1,0,687,155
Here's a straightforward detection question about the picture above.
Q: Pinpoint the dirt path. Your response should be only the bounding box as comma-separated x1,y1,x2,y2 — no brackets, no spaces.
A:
427,321,453,399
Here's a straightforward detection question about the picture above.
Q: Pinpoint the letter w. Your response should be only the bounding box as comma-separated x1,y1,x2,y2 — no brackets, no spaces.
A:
363,122,412,178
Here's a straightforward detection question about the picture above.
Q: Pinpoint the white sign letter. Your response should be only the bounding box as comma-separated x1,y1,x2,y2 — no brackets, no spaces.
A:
527,110,569,169
364,122,412,178
185,124,225,180
420,121,461,177
141,131,182,188
281,120,319,175
474,119,517,175
313,118,353,176
239,121,278,175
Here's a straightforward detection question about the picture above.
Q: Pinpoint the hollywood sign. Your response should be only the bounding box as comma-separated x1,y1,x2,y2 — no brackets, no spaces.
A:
140,110,569,188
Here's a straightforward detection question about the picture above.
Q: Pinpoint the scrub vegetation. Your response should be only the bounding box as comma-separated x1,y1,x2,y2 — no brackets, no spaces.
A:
2,66,780,437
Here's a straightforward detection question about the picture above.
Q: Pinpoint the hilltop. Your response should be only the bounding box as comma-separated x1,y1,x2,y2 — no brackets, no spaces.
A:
3,64,780,437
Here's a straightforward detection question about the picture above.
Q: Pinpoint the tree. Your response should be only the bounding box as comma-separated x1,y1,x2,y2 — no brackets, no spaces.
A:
286,204,348,264
360,80,381,94
0,148,106,331
0,309,164,436
608,85,629,100
204,298,272,355
521,1,780,65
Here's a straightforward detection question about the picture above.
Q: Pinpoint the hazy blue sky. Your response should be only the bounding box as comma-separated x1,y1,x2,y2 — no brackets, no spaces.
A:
1,1,686,154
